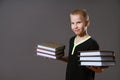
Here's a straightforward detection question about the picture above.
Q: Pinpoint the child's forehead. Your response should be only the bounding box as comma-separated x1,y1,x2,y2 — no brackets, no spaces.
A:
70,14,84,19
71,13,82,15
70,13,88,21
70,13,84,17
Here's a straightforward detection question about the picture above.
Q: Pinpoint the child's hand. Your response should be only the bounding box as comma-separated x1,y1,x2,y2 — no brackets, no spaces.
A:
86,66,109,73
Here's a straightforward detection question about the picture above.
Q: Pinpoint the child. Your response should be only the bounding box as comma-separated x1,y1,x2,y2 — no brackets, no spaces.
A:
59,8,108,80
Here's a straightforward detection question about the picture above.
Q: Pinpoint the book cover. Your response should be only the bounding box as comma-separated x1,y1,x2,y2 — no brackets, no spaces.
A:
37,42,65,51
36,48,64,55
36,52,64,59
80,61,115,66
79,56,115,61
79,50,115,57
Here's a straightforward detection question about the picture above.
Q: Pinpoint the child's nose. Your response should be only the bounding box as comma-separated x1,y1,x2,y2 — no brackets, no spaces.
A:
74,24,78,28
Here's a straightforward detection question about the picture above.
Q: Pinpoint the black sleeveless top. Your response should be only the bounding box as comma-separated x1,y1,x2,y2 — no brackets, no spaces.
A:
66,36,99,80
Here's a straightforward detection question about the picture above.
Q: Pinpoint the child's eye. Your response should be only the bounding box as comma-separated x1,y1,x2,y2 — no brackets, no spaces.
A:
77,21,82,24
71,22,74,24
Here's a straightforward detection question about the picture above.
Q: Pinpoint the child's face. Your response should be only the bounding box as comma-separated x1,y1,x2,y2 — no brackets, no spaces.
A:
70,14,89,36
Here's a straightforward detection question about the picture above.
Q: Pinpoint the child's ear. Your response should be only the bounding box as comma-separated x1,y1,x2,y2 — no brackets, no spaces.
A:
85,20,90,27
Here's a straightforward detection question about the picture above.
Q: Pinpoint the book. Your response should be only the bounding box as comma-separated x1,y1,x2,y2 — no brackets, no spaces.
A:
36,42,65,59
36,48,64,55
37,42,65,51
36,52,64,59
79,56,114,61
78,50,116,66
79,51,115,57
80,61,115,66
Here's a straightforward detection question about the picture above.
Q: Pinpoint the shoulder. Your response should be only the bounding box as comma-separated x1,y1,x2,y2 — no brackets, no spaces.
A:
69,36,76,43
87,37,100,50
88,38,98,44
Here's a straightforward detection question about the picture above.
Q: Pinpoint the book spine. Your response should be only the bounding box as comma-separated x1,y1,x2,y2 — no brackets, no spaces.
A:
56,46,65,51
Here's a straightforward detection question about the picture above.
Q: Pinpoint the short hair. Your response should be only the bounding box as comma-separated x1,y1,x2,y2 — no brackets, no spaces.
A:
70,8,89,21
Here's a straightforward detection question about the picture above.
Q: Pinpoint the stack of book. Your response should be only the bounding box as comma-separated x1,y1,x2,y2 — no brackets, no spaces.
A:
78,51,115,66
36,42,65,59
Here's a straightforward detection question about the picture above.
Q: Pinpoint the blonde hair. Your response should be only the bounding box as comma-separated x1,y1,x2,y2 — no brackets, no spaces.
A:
70,8,89,21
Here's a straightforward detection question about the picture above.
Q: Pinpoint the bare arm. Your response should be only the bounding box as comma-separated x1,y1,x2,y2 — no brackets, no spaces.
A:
57,56,68,63
87,66,109,73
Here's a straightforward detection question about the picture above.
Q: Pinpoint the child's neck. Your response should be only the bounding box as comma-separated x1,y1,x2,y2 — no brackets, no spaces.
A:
76,32,89,38
75,33,90,44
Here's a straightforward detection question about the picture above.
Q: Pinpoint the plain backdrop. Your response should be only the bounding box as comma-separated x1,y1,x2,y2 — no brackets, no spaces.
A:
0,0,120,80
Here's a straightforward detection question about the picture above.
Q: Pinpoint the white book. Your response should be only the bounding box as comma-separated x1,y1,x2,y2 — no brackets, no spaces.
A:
37,42,65,51
79,56,114,61
36,48,64,55
79,51,114,56
80,61,115,66
36,52,64,59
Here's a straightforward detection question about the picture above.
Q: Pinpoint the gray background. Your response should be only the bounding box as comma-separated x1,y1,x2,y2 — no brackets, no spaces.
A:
0,0,120,80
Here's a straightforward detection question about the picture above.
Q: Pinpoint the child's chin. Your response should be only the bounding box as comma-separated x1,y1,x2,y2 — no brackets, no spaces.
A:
75,33,80,35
